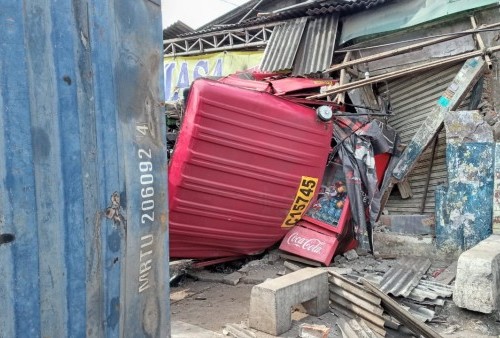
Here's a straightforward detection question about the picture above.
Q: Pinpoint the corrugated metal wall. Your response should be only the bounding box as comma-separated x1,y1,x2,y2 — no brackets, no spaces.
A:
382,64,465,215
292,14,338,76
260,17,308,72
0,1,169,337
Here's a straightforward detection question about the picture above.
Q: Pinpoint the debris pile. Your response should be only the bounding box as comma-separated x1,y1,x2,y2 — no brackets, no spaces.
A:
329,271,388,336
328,256,456,337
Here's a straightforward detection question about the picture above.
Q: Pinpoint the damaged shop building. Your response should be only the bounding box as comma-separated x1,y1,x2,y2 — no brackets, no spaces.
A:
165,0,500,318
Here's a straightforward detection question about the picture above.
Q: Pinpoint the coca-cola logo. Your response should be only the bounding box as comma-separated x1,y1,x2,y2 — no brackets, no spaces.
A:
286,232,326,254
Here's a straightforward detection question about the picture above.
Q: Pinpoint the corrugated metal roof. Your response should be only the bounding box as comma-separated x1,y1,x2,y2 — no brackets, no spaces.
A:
379,257,431,297
175,0,390,39
292,14,339,75
260,17,308,72
306,0,389,15
163,21,194,40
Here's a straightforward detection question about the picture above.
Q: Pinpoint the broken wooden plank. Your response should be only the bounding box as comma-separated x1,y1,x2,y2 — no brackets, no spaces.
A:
309,52,485,99
325,21,500,73
328,272,381,305
331,296,386,329
470,16,492,69
433,261,458,285
337,318,378,338
223,323,256,338
331,305,387,337
392,57,486,181
330,285,384,315
361,279,443,338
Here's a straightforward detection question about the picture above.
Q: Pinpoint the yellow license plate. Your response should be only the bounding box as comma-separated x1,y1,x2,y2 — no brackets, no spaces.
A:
281,176,318,228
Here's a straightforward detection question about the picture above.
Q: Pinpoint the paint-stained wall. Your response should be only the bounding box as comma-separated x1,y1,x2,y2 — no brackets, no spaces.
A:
436,111,494,252
0,1,169,337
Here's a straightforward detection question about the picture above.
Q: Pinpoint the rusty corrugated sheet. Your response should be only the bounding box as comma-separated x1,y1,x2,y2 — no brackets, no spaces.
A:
260,17,308,72
379,257,431,297
292,14,339,75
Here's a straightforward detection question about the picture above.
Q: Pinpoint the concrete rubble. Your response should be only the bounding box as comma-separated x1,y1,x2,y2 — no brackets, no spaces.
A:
454,234,500,313
170,249,500,338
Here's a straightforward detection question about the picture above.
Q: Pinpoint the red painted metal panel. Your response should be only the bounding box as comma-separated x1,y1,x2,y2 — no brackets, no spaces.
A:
280,153,392,265
169,79,333,259
280,226,339,266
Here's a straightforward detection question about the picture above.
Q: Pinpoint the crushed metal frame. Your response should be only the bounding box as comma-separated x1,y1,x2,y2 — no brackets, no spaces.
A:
163,23,277,56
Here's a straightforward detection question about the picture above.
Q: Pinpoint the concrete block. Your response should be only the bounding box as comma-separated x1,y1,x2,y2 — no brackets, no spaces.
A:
343,249,359,261
223,272,242,286
453,235,500,313
249,268,328,335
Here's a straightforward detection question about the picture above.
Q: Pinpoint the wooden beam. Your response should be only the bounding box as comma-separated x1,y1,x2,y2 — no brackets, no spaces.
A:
328,272,381,305
392,57,486,181
324,21,500,73
330,296,386,329
330,286,384,315
361,279,443,338
335,51,352,104
470,16,493,69
307,51,488,99
420,134,439,214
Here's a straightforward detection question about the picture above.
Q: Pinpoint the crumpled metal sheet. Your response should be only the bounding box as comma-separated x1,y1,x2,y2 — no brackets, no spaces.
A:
408,280,454,302
379,257,431,297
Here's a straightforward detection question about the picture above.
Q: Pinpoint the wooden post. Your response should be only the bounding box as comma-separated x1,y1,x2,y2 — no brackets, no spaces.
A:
470,16,493,69
420,134,439,214
335,51,352,104
392,57,486,182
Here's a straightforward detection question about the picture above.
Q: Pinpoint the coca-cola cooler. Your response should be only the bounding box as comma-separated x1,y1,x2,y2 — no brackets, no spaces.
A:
279,154,390,265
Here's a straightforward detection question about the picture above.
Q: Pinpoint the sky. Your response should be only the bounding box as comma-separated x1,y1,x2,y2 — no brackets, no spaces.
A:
161,0,251,30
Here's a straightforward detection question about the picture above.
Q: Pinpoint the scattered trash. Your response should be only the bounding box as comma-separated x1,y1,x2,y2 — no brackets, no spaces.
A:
443,324,461,334
223,272,243,286
298,323,331,338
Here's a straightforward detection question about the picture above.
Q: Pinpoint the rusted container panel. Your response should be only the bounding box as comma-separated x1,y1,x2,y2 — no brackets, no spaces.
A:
0,1,169,337
169,79,333,259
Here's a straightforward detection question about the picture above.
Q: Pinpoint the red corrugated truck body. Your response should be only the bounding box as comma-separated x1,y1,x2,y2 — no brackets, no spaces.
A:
169,79,333,259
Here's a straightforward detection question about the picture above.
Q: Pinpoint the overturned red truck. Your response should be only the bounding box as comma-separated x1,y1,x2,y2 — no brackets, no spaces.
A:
168,72,394,266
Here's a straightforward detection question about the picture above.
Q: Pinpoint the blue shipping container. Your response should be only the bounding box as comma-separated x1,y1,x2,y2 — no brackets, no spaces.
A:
0,0,169,337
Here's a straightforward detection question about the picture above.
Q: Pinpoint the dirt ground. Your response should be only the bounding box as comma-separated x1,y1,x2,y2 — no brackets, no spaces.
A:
170,251,500,337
